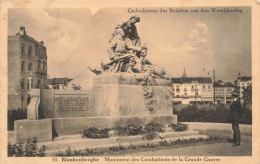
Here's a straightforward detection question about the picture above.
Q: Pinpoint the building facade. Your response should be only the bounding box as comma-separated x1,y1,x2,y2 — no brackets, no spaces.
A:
214,82,236,104
8,27,47,109
47,78,73,89
234,74,252,100
171,76,213,105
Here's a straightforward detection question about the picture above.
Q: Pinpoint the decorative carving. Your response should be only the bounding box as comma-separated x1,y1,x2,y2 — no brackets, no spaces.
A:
143,86,157,112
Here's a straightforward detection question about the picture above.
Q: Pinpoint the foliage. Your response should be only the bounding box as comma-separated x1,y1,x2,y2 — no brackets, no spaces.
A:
8,137,46,157
114,124,143,136
169,123,189,132
174,104,252,125
142,122,165,140
114,122,165,140
56,147,85,156
82,127,109,139
158,136,221,147
109,143,126,152
8,108,27,131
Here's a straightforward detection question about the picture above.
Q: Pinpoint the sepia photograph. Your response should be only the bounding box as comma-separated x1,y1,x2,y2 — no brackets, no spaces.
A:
0,1,260,164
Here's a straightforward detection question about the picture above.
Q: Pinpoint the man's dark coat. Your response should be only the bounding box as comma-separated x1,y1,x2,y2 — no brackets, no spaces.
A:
230,98,243,123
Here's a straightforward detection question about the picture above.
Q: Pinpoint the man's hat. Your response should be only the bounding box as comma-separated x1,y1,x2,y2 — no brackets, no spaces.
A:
232,90,239,96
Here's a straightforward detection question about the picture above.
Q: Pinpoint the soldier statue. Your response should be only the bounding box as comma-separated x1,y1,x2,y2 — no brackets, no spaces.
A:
104,16,142,73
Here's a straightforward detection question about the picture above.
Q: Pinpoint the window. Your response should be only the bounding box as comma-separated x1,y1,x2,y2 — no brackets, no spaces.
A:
192,85,194,89
28,46,32,56
37,79,40,88
21,44,24,53
28,63,32,71
37,61,41,69
208,85,211,89
21,78,24,89
31,79,34,88
43,62,46,70
27,79,30,89
203,85,205,89
21,61,24,70
176,85,180,92
184,92,187,96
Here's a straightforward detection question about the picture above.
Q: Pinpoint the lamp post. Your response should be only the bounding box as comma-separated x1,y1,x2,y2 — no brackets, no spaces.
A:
195,82,197,104
213,70,216,109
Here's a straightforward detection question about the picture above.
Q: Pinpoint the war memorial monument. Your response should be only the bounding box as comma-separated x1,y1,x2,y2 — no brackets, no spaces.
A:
13,16,202,149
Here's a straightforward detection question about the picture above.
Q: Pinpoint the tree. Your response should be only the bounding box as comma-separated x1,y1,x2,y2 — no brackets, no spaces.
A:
15,84,25,109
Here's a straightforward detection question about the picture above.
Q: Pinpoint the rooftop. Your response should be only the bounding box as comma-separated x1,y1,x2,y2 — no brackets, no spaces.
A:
47,78,73,85
9,27,45,47
171,77,212,84
214,82,236,88
238,76,252,81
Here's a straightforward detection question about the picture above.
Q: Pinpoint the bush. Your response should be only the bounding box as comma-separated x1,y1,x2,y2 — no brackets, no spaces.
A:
82,127,109,139
8,108,27,131
8,137,46,157
142,122,165,140
169,123,188,132
174,104,252,125
114,122,165,140
114,124,143,136
240,107,252,124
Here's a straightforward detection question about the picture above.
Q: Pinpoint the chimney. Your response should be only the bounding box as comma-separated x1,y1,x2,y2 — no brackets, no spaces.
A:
19,26,26,35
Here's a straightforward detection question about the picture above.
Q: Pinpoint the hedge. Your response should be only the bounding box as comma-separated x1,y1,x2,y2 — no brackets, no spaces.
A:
173,104,252,125
8,108,27,131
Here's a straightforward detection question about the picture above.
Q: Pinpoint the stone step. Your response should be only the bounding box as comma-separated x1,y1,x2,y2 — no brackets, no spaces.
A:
36,130,204,156
44,134,209,156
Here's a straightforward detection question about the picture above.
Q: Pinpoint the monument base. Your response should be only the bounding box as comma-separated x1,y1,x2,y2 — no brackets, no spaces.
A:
52,115,177,136
14,119,52,142
14,115,177,142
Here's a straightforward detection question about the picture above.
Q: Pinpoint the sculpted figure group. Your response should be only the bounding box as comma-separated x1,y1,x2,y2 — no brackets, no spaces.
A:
97,16,169,86
102,16,163,76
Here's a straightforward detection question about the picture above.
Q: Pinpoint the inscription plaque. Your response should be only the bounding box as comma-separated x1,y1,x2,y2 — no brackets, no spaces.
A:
54,95,89,113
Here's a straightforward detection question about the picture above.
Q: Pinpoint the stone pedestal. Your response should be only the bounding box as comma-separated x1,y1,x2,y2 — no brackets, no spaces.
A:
89,73,174,117
14,119,52,142
89,85,173,116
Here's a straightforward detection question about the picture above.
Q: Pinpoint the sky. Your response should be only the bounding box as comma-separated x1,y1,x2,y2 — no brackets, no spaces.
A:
8,7,251,83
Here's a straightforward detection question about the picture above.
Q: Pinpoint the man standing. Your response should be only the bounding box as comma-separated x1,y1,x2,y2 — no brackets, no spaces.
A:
230,91,243,146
